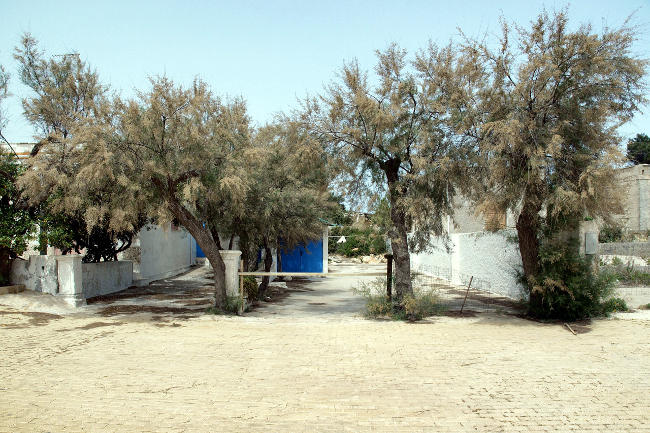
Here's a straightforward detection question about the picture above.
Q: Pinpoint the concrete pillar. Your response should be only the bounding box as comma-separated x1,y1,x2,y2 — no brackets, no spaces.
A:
55,255,85,307
219,250,242,297
322,227,329,274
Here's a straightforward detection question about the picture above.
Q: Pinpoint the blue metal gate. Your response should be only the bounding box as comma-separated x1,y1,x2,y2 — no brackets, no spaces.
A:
280,240,323,273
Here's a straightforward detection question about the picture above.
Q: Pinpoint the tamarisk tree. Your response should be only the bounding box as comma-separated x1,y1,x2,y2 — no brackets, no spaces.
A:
14,34,147,261
304,44,476,301
111,77,251,308
465,10,647,313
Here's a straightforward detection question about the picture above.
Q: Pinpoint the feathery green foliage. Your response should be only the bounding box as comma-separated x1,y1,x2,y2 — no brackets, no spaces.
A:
304,43,477,300
463,10,648,318
14,34,146,262
0,148,38,283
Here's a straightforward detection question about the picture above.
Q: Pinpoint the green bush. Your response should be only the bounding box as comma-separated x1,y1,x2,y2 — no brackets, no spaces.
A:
599,226,623,243
354,277,444,321
243,276,258,300
600,297,628,314
525,242,620,321
329,226,386,257
205,295,245,315
601,262,650,286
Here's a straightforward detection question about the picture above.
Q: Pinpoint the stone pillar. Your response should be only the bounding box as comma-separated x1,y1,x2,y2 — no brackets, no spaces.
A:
219,250,242,297
55,255,85,307
322,227,329,274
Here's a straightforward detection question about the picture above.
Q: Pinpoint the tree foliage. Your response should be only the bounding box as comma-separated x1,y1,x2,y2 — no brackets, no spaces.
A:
0,148,38,283
626,133,650,164
208,119,333,297
14,34,147,262
303,43,476,300
106,77,251,308
464,10,647,317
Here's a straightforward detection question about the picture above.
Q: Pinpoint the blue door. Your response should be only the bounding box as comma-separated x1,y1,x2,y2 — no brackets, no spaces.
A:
281,240,323,273
196,241,206,258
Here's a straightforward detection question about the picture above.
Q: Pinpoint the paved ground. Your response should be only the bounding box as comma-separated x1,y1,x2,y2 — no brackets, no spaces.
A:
1,263,649,432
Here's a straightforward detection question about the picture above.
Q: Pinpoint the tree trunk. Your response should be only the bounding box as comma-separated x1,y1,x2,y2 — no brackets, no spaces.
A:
166,197,227,309
257,241,274,299
385,162,412,301
0,247,13,285
516,194,543,311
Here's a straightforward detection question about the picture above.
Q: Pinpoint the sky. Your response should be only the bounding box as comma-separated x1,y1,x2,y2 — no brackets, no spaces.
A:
1,0,649,143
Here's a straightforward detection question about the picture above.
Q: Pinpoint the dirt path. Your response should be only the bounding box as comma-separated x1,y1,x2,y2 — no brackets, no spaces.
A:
248,262,384,318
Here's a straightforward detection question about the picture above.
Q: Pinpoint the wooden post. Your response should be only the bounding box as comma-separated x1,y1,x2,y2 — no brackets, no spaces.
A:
460,276,473,314
239,259,244,315
385,254,393,301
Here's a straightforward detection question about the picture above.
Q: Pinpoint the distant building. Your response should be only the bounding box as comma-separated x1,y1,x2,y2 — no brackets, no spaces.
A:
614,164,650,232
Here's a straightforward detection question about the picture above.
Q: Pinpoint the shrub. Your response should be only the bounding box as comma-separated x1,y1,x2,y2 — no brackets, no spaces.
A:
205,295,244,315
354,277,444,321
600,297,628,314
330,226,386,258
243,276,258,300
525,242,620,321
599,226,623,243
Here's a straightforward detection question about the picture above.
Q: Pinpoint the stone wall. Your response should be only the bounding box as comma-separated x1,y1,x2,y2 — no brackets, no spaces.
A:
599,241,650,257
614,164,650,231
82,261,133,299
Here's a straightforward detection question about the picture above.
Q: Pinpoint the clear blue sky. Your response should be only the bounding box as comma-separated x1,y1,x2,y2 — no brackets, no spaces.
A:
1,0,649,143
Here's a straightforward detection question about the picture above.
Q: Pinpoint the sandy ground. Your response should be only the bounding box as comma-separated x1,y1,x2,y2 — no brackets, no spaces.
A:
1,264,649,432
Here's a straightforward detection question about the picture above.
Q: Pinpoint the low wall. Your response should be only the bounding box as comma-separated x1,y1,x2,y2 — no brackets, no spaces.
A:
411,230,524,299
10,255,134,306
10,255,59,294
82,261,133,299
599,241,650,257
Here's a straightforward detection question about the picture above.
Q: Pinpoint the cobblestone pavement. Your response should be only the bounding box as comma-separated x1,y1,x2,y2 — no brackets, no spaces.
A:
1,268,649,432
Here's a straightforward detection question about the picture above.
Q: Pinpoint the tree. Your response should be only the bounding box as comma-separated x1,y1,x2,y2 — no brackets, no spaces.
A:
465,10,647,314
109,77,251,309
627,133,650,164
0,148,38,284
206,119,333,298
303,44,475,301
0,63,10,145
248,120,332,298
14,34,147,262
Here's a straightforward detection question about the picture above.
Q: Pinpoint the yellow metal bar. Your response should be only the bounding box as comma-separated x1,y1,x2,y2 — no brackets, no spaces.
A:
237,272,385,277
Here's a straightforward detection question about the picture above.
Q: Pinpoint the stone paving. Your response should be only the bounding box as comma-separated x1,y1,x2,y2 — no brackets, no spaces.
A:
1,265,649,432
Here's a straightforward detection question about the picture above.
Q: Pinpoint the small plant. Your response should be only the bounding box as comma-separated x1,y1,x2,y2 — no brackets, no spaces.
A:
354,277,444,321
598,226,623,243
205,295,244,315
611,256,624,266
242,276,258,300
600,297,628,314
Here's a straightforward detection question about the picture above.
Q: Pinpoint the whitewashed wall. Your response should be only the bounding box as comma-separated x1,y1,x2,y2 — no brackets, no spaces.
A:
10,255,59,294
411,230,524,299
82,261,133,298
130,224,197,285
11,255,134,306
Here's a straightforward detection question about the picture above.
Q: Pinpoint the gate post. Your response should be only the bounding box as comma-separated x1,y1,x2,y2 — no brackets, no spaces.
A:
219,250,242,297
385,254,393,301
